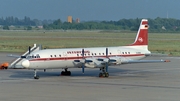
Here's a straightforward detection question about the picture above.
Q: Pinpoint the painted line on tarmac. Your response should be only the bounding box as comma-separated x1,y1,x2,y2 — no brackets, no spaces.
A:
122,68,180,74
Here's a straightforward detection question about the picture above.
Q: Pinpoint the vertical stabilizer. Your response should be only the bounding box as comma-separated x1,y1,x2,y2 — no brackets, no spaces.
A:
131,19,148,46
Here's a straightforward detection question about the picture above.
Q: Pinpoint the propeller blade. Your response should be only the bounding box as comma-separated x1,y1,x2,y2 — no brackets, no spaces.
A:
82,48,85,74
106,47,108,57
106,62,108,73
82,48,84,57
105,48,108,72
82,64,85,74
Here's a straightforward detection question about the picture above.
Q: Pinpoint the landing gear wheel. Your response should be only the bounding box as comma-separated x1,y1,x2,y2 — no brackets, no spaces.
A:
67,71,71,76
102,73,106,77
99,73,103,77
99,72,109,77
99,67,109,78
105,72,109,77
61,69,71,76
34,75,39,79
61,71,65,75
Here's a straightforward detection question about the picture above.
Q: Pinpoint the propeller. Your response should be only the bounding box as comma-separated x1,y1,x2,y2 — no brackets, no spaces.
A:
82,48,85,74
105,48,108,72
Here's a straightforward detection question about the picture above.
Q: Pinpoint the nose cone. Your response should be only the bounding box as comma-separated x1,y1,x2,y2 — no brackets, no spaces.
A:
22,60,30,68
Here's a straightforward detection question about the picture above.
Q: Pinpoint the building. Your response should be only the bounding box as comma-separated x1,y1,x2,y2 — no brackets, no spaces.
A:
76,18,80,23
67,16,72,23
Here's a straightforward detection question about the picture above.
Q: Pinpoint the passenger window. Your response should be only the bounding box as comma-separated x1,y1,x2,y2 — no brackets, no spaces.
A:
50,55,52,57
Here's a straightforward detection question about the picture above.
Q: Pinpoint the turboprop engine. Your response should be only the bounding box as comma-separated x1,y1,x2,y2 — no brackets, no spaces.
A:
108,56,129,65
74,56,130,68
84,57,104,68
84,56,130,68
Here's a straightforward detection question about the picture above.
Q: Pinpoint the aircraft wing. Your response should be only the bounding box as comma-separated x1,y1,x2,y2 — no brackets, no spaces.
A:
125,59,170,64
74,56,170,69
98,56,170,65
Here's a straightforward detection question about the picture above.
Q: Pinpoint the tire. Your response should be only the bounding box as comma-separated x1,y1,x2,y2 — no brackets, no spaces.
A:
105,72,109,77
99,73,103,77
34,76,39,79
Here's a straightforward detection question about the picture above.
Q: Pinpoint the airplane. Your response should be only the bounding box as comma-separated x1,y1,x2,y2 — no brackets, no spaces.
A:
20,19,170,79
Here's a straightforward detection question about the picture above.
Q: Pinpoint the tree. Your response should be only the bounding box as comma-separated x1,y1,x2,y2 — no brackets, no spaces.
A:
3,26,9,30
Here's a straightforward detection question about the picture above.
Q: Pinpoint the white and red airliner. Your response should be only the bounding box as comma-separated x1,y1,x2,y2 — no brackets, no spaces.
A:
21,19,170,79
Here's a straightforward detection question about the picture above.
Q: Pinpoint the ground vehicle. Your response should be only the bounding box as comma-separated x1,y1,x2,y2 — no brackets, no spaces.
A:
0,62,9,69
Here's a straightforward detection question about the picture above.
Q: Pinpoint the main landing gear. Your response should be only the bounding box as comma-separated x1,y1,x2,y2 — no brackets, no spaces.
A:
99,67,109,78
61,68,71,76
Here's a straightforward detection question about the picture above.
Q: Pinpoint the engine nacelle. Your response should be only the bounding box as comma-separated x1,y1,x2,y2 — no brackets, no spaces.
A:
84,57,104,68
74,56,130,68
109,56,129,65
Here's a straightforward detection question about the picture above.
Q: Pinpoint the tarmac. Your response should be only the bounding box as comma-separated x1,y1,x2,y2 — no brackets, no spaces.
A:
0,52,180,101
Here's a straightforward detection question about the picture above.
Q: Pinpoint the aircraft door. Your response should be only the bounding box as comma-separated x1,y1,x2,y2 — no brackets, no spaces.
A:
118,50,121,55
63,52,67,60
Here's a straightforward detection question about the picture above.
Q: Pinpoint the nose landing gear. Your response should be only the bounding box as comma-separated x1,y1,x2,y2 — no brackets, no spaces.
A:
34,69,39,79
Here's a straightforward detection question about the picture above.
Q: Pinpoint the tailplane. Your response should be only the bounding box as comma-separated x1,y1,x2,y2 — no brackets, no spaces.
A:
130,19,148,46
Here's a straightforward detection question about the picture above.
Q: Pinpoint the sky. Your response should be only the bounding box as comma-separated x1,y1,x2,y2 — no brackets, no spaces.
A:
0,0,180,21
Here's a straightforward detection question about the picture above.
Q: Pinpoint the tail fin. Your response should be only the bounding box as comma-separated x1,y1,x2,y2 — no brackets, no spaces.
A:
131,19,148,46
